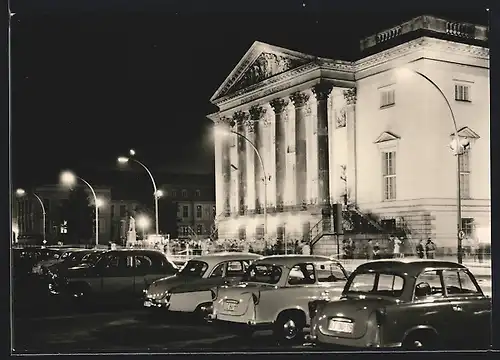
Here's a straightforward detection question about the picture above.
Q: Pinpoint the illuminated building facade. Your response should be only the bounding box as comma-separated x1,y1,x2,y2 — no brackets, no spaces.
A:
208,15,490,249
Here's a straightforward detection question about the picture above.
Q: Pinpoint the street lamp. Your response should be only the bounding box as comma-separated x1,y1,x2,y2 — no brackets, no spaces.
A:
117,151,162,235
60,171,101,246
395,67,471,264
214,127,269,244
16,188,47,245
136,215,151,240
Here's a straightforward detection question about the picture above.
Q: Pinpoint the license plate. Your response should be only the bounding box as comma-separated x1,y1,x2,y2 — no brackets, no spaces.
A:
223,302,237,312
328,319,354,333
143,300,153,308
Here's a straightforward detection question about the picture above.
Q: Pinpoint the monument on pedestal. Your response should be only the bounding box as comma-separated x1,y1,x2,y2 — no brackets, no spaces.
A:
126,216,137,246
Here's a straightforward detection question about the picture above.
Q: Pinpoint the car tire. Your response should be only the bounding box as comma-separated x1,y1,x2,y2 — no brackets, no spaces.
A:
274,312,305,345
403,331,438,350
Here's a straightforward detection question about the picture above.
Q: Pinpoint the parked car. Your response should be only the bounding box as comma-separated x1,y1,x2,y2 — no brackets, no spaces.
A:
308,259,492,350
153,253,262,317
31,248,84,275
208,255,348,344
48,249,178,303
143,252,261,315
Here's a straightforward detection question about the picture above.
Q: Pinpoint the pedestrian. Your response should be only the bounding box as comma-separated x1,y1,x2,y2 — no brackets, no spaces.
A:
301,241,311,255
373,241,381,260
425,238,436,259
393,237,402,258
367,239,374,260
416,239,425,259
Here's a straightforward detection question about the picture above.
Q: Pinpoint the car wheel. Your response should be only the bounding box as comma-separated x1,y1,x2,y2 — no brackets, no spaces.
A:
274,312,305,345
403,331,438,350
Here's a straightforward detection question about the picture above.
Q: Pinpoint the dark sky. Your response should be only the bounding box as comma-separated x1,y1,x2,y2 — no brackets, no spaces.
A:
10,0,490,188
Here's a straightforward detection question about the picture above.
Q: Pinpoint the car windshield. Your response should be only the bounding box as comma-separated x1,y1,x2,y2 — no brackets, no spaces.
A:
346,271,405,298
178,260,209,278
242,263,283,284
80,252,103,265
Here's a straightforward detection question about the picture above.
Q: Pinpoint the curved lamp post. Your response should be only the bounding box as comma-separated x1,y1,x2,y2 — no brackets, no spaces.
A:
215,127,268,244
396,67,471,264
60,171,101,246
118,150,162,235
16,188,46,244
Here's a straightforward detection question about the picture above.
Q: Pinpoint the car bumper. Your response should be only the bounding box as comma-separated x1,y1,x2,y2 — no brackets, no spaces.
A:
143,299,170,310
207,315,272,331
305,334,401,349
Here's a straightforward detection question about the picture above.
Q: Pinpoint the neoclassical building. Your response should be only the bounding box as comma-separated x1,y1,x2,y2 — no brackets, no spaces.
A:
208,15,490,250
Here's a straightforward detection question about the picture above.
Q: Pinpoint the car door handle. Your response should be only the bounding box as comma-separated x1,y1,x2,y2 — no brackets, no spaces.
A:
452,305,463,312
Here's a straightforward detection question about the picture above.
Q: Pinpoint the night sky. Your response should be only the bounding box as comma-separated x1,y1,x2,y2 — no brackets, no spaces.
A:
10,0,490,189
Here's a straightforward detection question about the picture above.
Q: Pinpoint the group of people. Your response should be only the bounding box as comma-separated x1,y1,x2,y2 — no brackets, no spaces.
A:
416,238,437,259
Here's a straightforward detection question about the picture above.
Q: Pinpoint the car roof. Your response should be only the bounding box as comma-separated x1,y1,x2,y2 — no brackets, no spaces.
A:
190,252,262,263
354,259,467,276
255,254,341,267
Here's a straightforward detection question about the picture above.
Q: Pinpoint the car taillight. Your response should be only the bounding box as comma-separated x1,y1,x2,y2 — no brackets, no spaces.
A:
251,291,260,305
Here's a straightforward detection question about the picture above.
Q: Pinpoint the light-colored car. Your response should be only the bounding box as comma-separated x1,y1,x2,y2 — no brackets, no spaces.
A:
143,252,261,315
208,255,348,344
308,259,492,350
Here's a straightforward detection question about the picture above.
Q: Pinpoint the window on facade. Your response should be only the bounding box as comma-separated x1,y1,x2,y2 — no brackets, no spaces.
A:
196,205,202,218
119,205,126,217
182,205,189,218
172,189,177,197
459,150,470,198
182,189,188,198
238,227,246,240
462,218,475,237
380,89,395,108
382,151,396,200
195,189,201,197
455,84,471,102
196,224,203,235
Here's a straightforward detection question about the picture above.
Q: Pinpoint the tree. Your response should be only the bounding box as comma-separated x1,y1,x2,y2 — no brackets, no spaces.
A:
63,186,94,244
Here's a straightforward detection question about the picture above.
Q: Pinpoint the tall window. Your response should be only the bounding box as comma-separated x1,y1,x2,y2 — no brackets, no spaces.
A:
196,205,202,218
182,205,189,218
195,189,201,197
459,150,470,198
382,151,396,200
196,224,203,235
455,84,471,102
182,189,188,198
380,89,395,108
171,189,177,197
462,218,474,237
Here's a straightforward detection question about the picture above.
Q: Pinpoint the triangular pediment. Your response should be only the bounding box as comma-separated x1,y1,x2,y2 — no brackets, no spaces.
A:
374,131,401,144
210,41,315,103
450,126,480,139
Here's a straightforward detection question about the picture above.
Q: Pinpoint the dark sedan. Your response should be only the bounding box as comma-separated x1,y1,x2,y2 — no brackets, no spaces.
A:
308,259,491,350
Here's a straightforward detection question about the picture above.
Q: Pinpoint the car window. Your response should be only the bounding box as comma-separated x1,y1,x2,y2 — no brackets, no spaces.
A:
226,261,245,277
347,272,404,297
178,260,208,277
243,264,282,284
210,263,225,278
135,255,153,271
103,254,134,270
287,263,316,285
443,269,481,296
414,270,445,299
316,261,347,282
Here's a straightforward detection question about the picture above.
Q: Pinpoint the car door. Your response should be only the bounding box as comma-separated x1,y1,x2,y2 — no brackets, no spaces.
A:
442,269,491,349
100,253,136,298
135,253,177,295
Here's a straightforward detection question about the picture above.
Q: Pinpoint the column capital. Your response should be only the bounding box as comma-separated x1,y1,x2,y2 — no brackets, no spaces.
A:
249,105,267,121
343,88,357,105
270,98,289,114
233,110,249,124
215,115,232,127
290,91,310,108
312,82,333,101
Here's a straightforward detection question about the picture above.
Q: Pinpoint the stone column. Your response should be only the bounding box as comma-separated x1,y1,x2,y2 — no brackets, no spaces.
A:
217,116,232,216
344,88,357,203
290,91,310,207
270,98,288,211
249,105,267,211
233,110,249,215
312,82,334,209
